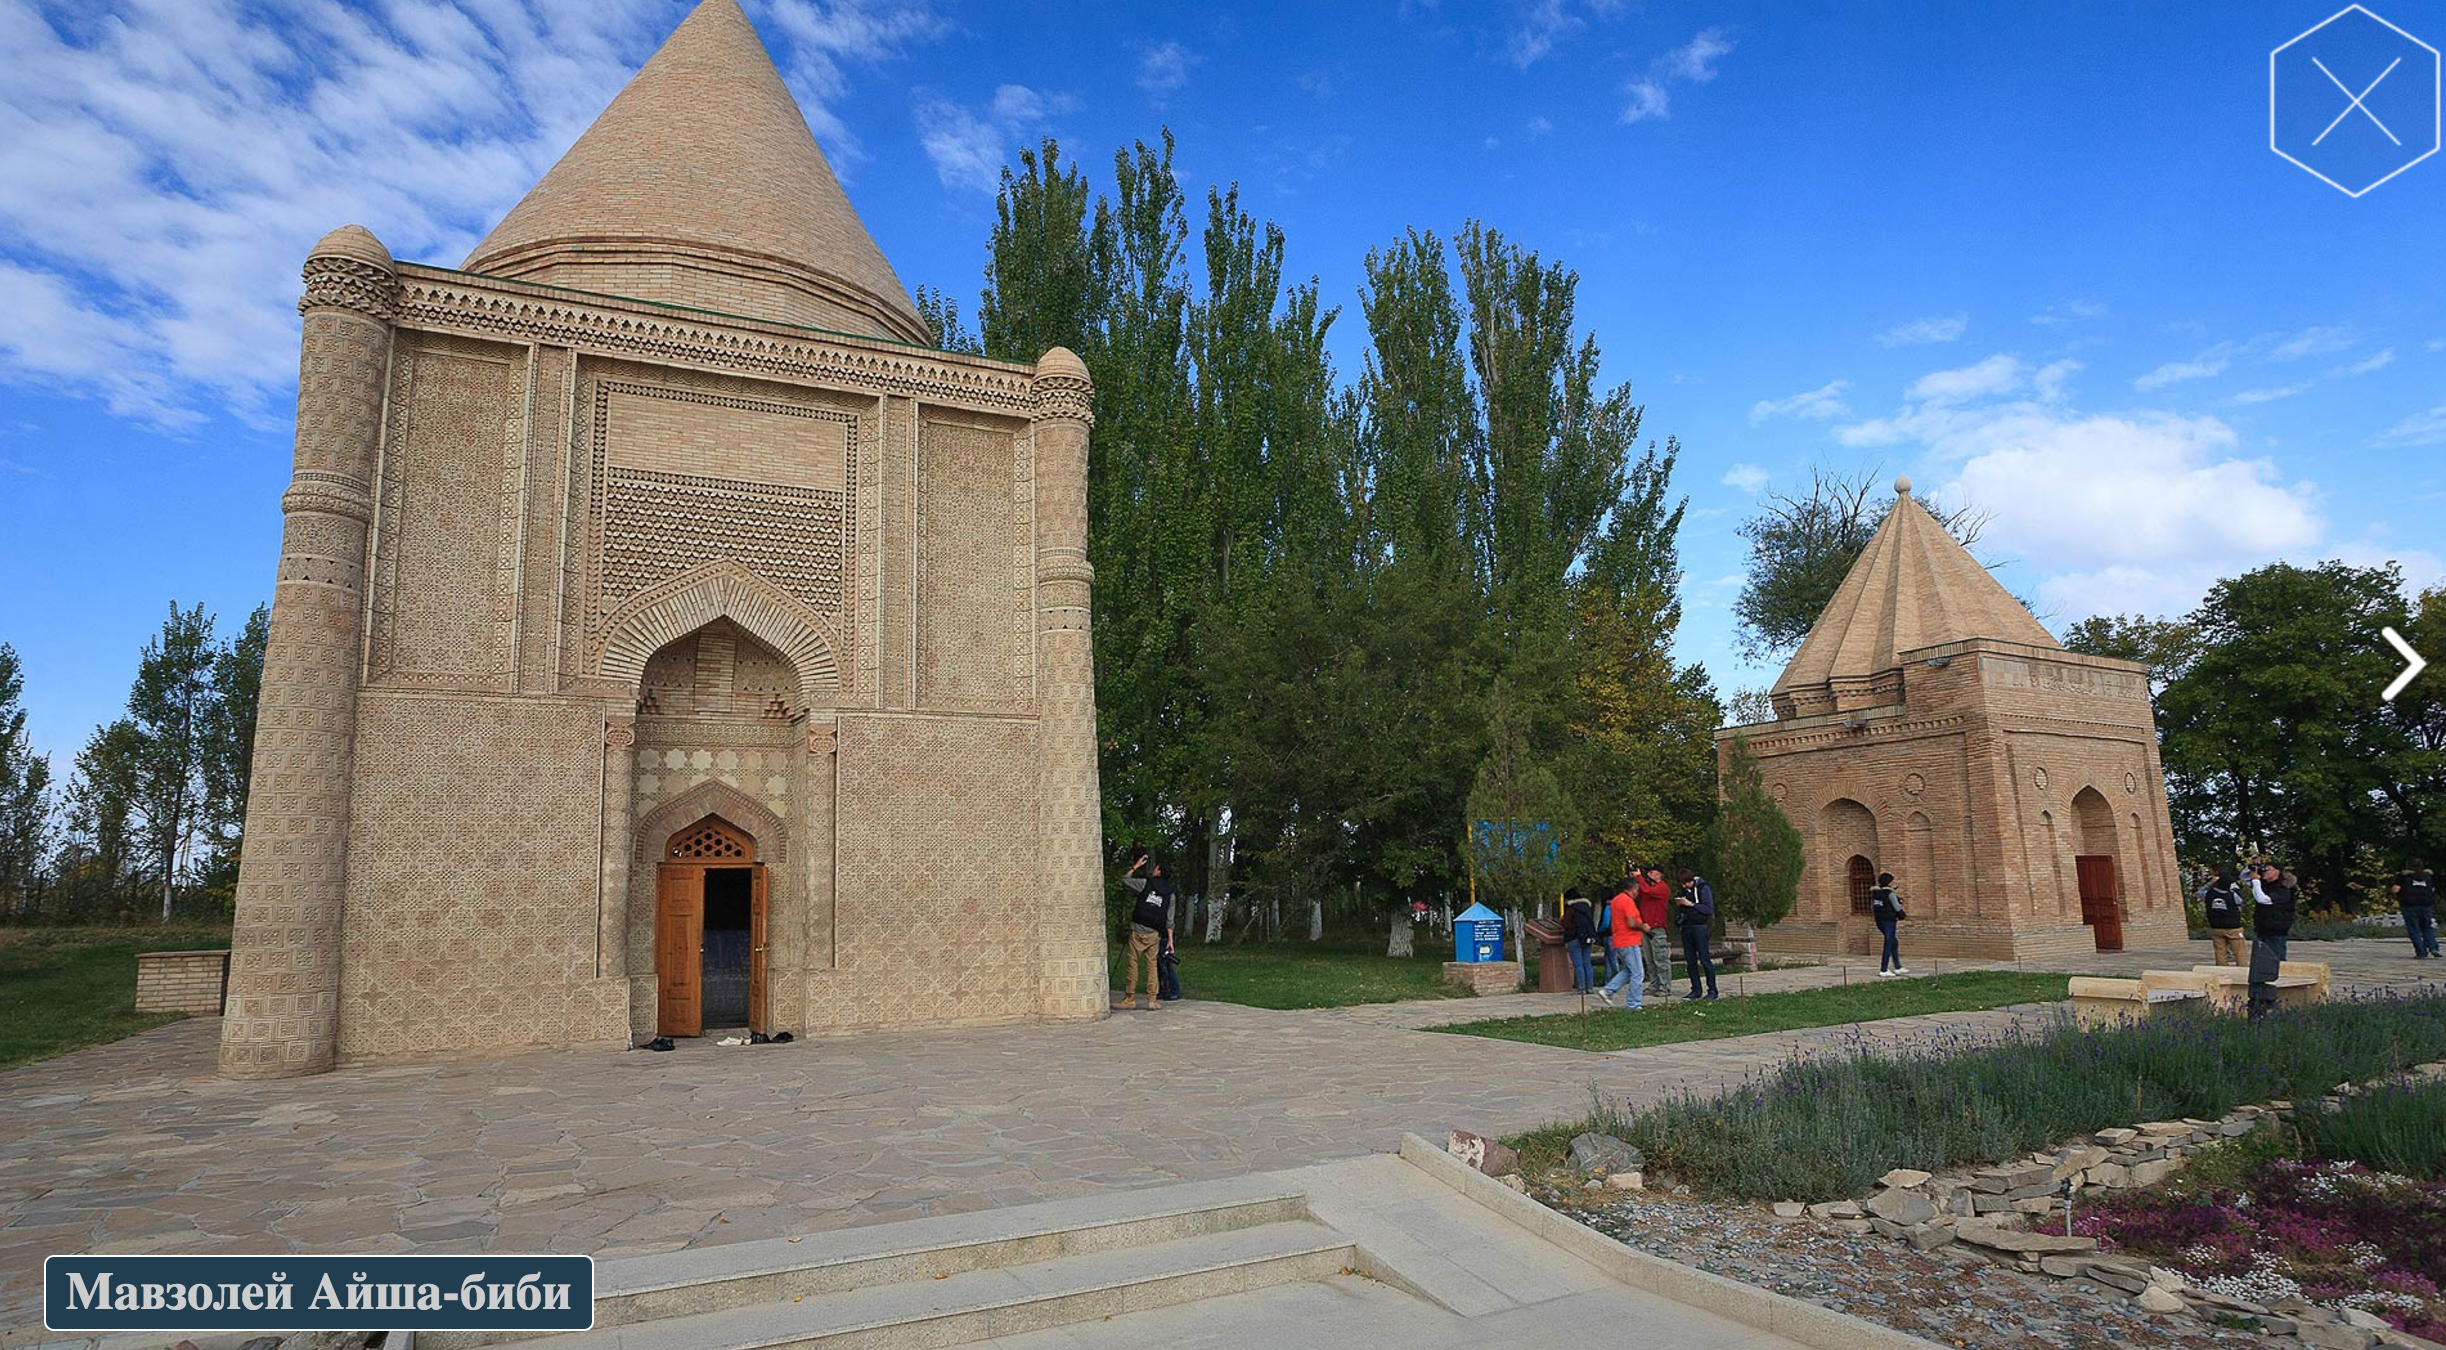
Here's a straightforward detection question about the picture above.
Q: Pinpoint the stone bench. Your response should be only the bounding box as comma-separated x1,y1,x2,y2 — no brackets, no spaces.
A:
133,949,230,1016
2068,976,2207,1028
2188,961,2329,1012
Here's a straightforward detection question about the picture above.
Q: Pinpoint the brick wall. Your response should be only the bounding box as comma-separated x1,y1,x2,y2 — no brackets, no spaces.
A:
136,951,229,1016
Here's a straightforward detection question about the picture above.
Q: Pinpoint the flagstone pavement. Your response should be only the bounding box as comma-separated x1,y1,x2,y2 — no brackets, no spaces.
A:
0,938,2436,1335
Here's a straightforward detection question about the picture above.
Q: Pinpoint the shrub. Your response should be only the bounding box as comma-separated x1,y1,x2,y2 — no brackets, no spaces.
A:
1555,992,2446,1202
2298,1076,2446,1182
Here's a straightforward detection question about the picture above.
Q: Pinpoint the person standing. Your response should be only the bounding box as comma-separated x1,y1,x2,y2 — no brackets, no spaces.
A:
1868,872,1908,976
1636,865,1674,996
1674,871,1719,1000
1563,888,1598,991
2245,861,2297,964
1114,855,1173,1011
2198,868,2248,966
2393,859,2439,960
1592,878,1646,1009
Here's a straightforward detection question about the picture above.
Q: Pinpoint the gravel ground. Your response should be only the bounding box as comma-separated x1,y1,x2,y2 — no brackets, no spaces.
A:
1544,1187,2260,1350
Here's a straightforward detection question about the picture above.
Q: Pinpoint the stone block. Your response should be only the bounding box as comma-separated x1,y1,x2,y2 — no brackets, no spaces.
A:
1806,1199,1863,1219
1447,1131,1518,1177
2039,1254,2090,1277
1771,1201,1806,1219
1832,1218,1873,1235
2094,1128,2139,1145
1569,1133,1643,1174
1867,1188,1936,1224
1907,1222,1955,1251
1879,1168,1932,1189
2128,1158,2180,1187
2084,1162,2130,1189
1605,1170,1644,1191
2136,1286,2185,1314
2010,1195,2059,1215
1952,1220,2097,1255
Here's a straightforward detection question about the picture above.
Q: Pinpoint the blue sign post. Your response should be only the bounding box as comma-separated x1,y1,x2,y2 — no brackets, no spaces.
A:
1453,902,1506,963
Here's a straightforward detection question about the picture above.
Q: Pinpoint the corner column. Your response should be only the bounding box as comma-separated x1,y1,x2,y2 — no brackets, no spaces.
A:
1030,349,1108,1019
599,715,638,981
218,227,397,1079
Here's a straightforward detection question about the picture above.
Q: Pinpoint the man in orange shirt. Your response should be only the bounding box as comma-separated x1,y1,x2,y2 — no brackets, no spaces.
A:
1591,876,1646,1009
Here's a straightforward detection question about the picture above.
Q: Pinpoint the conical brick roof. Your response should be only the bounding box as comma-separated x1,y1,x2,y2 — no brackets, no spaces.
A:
465,0,929,344
1771,478,2057,707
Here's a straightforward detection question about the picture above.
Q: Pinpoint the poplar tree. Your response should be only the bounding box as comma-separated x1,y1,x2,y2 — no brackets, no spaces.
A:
0,644,50,915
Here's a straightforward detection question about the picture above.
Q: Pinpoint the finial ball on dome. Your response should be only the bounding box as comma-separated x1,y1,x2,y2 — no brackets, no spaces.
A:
1894,475,1912,496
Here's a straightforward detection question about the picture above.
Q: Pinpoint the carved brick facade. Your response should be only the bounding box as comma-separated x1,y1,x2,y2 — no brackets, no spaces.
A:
1717,484,2185,961
219,0,1105,1075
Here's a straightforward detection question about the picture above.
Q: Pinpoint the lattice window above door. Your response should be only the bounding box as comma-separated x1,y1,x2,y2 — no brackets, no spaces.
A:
668,817,754,861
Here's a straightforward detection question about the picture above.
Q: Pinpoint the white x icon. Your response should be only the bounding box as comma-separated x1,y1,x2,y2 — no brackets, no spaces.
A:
2311,55,2403,144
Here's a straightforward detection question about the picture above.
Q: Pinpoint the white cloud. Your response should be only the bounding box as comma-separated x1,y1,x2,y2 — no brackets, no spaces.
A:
914,83,1073,193
1621,79,1670,123
1136,39,1195,96
1908,354,2026,405
1507,0,1627,68
2332,347,2395,377
1722,463,1770,492
1879,314,1967,347
1935,410,2323,619
2135,346,2237,391
2379,405,2446,446
2267,325,2355,361
0,0,942,426
1749,379,1850,423
1526,115,1554,137
2232,381,2313,405
1619,26,1733,123
2031,299,2108,326
1663,27,1734,81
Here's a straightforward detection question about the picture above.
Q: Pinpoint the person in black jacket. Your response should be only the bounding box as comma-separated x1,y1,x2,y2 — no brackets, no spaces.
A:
1868,872,1909,976
2393,859,2439,960
1115,855,1174,1011
2199,868,2247,966
1562,888,1598,991
1674,872,1719,1000
2246,861,2297,963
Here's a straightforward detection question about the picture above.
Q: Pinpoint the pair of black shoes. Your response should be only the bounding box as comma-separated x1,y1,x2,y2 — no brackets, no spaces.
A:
1684,989,1719,1000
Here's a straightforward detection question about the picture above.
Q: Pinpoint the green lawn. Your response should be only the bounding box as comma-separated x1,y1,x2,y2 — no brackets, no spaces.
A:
1109,937,1483,1009
0,924,233,1072
1432,969,2075,1053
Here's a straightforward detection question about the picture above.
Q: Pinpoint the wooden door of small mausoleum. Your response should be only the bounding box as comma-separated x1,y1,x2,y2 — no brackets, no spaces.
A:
2075,855,2124,953
655,816,768,1037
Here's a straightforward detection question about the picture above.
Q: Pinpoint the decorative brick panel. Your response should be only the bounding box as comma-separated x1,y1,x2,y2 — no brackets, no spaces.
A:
136,951,231,1016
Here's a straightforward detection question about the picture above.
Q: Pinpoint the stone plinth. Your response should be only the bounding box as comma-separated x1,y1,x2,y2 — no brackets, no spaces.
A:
1442,960,1523,997
136,950,231,1016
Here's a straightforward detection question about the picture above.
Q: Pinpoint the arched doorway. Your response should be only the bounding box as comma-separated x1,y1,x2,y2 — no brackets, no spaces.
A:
656,815,768,1036
2071,787,2123,952
1817,798,1881,947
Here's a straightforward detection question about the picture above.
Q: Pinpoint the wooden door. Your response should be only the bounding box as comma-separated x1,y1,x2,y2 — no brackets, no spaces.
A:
2075,855,2123,953
749,864,769,1034
656,865,702,1036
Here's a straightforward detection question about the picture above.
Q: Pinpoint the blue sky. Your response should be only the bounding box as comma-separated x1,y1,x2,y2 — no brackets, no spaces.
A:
3,0,2443,767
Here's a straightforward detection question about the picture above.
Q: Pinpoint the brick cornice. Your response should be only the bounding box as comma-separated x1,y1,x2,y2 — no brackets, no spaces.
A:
389,265,1036,417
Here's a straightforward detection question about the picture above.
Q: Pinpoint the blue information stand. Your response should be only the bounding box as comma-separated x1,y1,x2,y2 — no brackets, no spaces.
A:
1453,902,1507,963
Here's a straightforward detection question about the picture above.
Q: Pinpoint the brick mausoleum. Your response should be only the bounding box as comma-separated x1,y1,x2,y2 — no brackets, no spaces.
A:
219,0,1108,1078
1718,478,2186,961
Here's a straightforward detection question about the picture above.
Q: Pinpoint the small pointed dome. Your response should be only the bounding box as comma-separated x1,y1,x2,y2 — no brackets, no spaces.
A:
464,0,928,344
1771,489,2057,714
312,225,393,270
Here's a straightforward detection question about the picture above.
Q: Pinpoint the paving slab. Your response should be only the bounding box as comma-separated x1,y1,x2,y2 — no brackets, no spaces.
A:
0,938,2432,1337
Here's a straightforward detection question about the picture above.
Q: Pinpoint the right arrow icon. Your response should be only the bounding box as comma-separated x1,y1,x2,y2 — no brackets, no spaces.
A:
2383,626,2428,702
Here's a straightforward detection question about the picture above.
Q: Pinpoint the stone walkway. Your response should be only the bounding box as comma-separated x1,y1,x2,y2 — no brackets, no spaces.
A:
0,938,2434,1336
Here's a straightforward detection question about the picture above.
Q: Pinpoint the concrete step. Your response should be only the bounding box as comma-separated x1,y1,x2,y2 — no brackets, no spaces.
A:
498,1219,1355,1350
420,1185,1312,1349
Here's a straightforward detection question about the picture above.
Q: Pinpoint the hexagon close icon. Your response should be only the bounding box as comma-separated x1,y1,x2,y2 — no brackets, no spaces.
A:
2270,5,2441,197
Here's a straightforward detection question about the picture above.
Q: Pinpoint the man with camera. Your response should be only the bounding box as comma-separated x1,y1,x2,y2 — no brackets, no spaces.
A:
1116,851,1175,1011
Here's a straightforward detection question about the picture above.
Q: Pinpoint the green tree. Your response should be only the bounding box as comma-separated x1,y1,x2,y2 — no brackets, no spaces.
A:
123,602,221,921
1565,440,1721,873
978,139,1095,363
1733,466,1990,660
1705,734,1803,929
2060,613,2198,693
2155,561,2413,903
2383,585,2446,859
911,285,980,354
0,643,51,915
1464,680,1577,914
58,718,143,919
197,604,269,901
